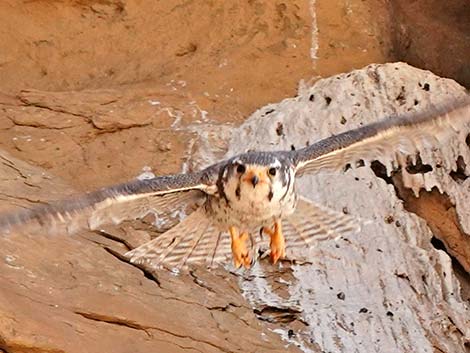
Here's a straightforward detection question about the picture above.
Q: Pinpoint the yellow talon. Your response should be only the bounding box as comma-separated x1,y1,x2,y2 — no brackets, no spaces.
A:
229,226,252,269
264,220,286,264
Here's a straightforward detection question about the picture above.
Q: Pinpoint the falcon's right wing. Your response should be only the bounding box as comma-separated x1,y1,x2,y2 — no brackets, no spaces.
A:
0,167,220,236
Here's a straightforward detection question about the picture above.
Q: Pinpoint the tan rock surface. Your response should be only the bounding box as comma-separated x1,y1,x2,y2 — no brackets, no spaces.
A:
4,63,469,353
1,0,469,193
0,0,316,114
0,1,469,352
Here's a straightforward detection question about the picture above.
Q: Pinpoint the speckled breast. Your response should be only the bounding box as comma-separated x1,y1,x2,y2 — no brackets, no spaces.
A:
205,185,298,232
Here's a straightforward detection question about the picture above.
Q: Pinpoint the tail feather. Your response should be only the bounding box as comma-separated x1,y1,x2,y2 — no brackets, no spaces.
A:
126,197,364,271
176,221,212,268
125,207,232,270
207,227,232,267
282,197,361,254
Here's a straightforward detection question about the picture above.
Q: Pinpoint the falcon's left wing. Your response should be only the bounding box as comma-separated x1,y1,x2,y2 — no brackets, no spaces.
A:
291,97,470,176
0,166,220,236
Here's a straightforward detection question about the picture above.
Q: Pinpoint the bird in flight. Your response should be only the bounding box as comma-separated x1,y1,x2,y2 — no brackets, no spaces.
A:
1,98,469,270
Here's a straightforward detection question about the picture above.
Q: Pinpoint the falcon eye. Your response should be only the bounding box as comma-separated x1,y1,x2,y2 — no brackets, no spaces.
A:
236,164,246,174
268,167,277,176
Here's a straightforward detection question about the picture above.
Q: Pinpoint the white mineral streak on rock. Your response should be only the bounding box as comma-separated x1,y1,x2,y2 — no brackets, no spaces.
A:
309,0,319,61
228,63,470,352
239,262,299,309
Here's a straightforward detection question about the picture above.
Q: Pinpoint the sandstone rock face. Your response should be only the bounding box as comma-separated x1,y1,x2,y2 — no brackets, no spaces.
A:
0,0,469,352
1,0,469,194
3,62,467,353
391,0,470,88
227,63,470,352
0,0,315,115
0,87,237,191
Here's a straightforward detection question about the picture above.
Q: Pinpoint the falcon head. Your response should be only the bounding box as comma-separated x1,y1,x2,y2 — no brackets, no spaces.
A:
218,152,294,206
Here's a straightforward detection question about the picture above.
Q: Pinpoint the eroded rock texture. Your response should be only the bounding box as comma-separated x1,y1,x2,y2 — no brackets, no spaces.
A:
2,62,470,353
227,63,470,352
0,0,469,350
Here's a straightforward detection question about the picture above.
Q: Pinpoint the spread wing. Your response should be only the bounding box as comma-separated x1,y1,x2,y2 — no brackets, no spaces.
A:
291,97,470,176
0,167,220,236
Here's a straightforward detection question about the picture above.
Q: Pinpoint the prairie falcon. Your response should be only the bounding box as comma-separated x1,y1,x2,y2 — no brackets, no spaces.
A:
1,98,469,270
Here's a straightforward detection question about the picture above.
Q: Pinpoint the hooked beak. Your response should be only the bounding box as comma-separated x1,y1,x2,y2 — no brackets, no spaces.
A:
242,169,266,188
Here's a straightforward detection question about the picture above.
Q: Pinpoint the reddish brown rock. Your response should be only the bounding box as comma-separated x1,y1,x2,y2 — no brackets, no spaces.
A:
391,0,470,88
0,1,469,352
